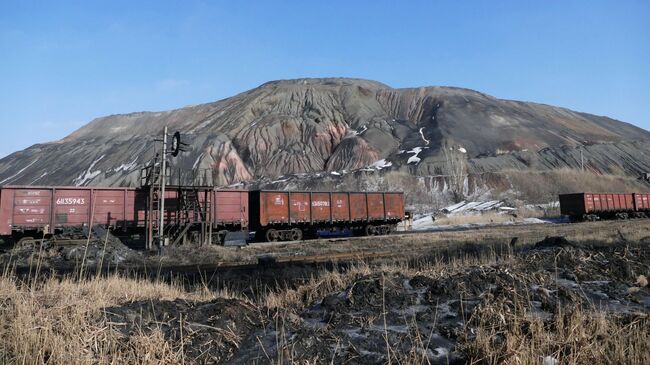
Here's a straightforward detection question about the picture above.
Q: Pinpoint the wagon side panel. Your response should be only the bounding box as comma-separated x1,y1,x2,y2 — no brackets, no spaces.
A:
13,188,52,229
624,193,634,211
259,191,290,226
93,189,127,227
384,192,405,221
0,188,14,235
215,190,248,227
310,192,331,223
331,193,350,222
367,193,385,220
349,193,367,221
289,192,311,224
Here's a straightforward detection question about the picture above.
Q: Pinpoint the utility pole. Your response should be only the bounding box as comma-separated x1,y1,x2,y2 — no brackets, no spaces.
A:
159,126,168,248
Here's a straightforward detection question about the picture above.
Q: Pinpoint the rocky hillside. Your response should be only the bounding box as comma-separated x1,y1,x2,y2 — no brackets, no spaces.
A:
1,78,649,190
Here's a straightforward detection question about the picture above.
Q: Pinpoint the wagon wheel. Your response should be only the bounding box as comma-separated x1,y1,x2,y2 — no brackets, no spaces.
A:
364,225,375,236
265,229,279,242
290,228,303,241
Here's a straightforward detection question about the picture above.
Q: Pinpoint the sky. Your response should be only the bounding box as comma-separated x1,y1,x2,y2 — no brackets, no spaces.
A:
1,0,648,157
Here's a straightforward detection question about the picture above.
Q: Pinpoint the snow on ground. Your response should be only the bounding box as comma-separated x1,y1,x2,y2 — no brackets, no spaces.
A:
192,153,205,169
400,214,552,232
405,216,490,231
442,200,509,214
368,159,392,170
30,171,48,185
523,217,550,224
407,155,421,164
525,201,560,210
349,125,368,136
418,127,430,145
405,147,428,164
330,171,341,176
0,158,39,184
73,155,105,186
397,200,556,232
113,157,138,173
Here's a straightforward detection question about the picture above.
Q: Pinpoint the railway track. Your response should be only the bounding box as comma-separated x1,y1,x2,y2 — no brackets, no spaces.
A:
147,221,584,275
187,218,646,269
6,218,649,279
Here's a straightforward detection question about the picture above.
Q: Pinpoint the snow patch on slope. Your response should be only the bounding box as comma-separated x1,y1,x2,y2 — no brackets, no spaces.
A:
192,152,205,169
368,159,392,170
442,200,505,214
0,158,39,184
346,125,369,138
353,125,368,136
73,155,105,186
112,157,138,173
31,171,48,185
419,128,430,145
405,147,428,164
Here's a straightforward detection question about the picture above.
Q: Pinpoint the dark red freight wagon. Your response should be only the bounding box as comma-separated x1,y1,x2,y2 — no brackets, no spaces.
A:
0,185,249,245
0,185,141,238
559,192,635,221
212,189,249,228
249,190,405,242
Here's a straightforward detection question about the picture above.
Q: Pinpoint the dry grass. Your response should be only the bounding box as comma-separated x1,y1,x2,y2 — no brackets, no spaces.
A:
263,264,371,310
3,224,650,363
0,273,217,364
506,168,649,203
0,252,494,364
463,297,650,364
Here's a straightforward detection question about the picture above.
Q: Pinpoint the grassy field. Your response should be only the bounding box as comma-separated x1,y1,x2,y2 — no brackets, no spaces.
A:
2,220,650,364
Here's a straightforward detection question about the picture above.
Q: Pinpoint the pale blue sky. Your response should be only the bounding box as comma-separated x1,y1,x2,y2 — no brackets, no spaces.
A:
1,1,648,157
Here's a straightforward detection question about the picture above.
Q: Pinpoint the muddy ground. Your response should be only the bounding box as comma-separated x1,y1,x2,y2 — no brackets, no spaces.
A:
97,237,650,364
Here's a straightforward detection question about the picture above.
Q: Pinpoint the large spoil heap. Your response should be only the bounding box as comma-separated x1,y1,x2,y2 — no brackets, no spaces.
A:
1,78,649,190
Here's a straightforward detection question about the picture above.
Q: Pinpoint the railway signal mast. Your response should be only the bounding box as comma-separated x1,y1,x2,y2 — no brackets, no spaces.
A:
144,127,187,250
158,127,168,249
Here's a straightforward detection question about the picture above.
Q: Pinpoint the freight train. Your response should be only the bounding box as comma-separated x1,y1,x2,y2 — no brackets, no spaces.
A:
559,192,650,221
0,185,405,245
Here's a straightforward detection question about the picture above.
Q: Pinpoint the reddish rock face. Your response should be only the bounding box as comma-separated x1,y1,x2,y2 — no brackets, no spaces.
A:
326,137,380,171
0,78,649,187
